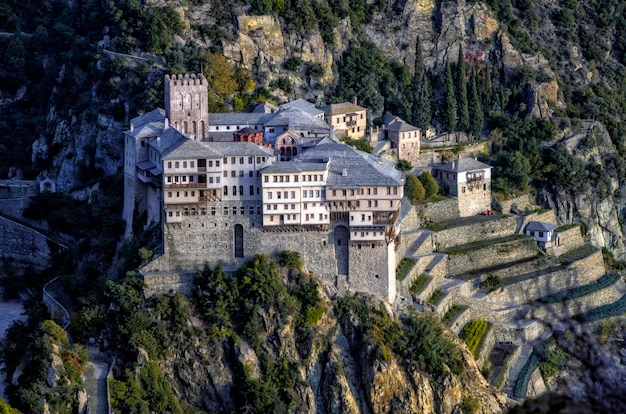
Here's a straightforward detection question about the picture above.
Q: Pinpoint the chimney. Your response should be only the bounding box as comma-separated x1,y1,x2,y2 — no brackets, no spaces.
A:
342,166,348,177
164,118,169,130
353,96,357,105
130,122,134,132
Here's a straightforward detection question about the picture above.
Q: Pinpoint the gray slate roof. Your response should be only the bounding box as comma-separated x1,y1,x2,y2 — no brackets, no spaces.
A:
127,108,166,139
321,102,366,116
386,119,419,133
206,141,274,157
209,112,274,126
525,221,558,232
297,137,403,188
280,99,325,117
163,139,221,160
264,108,330,131
434,158,492,173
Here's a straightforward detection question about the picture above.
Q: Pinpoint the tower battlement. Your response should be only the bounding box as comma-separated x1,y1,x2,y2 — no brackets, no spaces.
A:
164,73,209,140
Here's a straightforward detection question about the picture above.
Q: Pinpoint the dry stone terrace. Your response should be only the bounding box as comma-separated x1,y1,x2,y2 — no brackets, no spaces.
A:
394,195,622,401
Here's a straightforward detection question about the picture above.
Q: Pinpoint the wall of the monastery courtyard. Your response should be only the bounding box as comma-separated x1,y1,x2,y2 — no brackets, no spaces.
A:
152,212,396,301
432,215,518,250
0,181,38,199
414,198,460,223
458,186,491,216
446,237,538,276
394,208,422,265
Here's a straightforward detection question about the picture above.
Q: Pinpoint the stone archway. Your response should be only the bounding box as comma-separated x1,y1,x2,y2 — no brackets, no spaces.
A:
334,225,349,275
234,224,244,258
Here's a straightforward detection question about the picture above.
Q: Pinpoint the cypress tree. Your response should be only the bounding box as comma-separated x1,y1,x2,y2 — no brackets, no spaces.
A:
406,174,426,204
411,35,432,130
469,67,484,138
418,170,439,199
455,46,469,132
443,59,456,133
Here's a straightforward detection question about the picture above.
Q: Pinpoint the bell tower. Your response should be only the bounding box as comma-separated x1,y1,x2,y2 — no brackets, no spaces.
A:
164,73,209,141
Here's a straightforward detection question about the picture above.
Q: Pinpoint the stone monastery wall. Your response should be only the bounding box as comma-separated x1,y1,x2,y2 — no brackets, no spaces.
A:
145,210,395,301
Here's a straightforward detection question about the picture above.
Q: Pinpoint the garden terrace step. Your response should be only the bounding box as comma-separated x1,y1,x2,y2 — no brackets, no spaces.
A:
444,235,538,277
408,230,435,256
431,214,518,251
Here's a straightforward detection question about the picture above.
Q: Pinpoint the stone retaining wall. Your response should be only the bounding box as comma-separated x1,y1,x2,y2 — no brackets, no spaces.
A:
532,279,626,321
447,237,538,276
485,251,605,305
0,215,51,269
143,270,195,297
546,226,585,257
492,194,535,214
415,198,459,223
433,215,518,250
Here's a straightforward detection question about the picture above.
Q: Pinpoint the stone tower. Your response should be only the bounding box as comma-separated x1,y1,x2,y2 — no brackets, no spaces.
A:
164,73,209,141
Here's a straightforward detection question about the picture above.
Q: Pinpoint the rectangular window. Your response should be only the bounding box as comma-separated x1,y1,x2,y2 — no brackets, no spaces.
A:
231,157,236,164
223,171,228,177
208,160,213,167
304,203,308,210
240,157,244,164
167,176,172,183
294,175,299,182
277,192,281,199
209,177,214,183
248,157,253,164
231,171,236,177
249,171,253,177
284,191,288,199
373,188,377,195
264,176,269,182
224,158,228,164
268,192,272,199
183,161,187,168
239,171,244,177
291,191,295,199
182,176,187,182
167,162,172,168
216,177,220,183
175,161,179,168
216,160,220,167
167,192,172,197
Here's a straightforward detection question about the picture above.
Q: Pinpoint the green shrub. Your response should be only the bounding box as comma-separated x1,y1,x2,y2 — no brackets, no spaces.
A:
480,274,502,292
442,304,467,326
427,289,446,305
396,159,413,172
396,258,416,281
461,395,481,414
409,273,431,296
284,57,302,72
278,250,303,270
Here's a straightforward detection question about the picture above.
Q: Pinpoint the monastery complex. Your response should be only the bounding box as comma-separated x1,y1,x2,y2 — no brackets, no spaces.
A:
123,73,493,302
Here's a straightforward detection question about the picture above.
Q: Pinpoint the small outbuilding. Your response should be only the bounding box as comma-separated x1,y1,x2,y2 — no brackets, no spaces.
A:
524,221,558,248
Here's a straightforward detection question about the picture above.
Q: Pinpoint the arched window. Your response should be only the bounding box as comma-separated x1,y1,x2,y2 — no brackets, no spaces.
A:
249,185,254,196
233,186,237,195
239,185,244,196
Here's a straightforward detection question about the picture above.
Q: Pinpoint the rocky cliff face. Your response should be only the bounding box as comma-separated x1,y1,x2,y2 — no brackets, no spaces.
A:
538,121,626,260
150,290,505,414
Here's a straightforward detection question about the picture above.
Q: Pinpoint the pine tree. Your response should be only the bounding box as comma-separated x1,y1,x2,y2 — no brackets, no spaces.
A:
469,67,484,138
455,46,469,132
443,59,456,133
411,35,432,130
